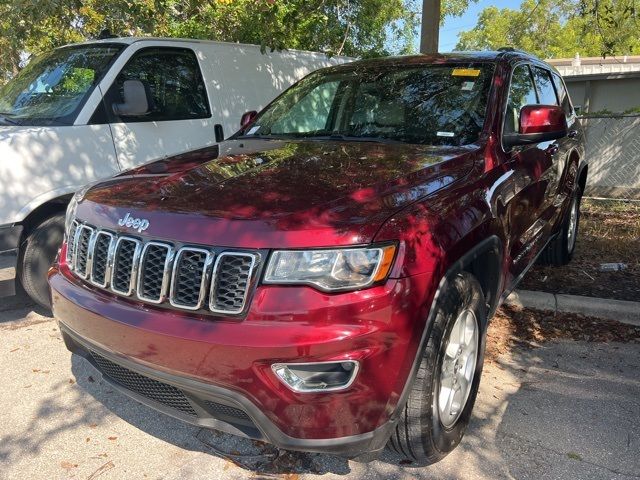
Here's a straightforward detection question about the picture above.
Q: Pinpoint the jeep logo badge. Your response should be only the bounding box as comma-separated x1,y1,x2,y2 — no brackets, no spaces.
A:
117,213,150,233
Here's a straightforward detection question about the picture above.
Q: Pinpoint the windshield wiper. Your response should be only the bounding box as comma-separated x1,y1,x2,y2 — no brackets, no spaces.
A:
313,134,405,144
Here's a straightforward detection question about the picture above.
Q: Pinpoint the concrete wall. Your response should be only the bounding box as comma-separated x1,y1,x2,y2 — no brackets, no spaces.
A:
566,77,640,114
580,115,640,199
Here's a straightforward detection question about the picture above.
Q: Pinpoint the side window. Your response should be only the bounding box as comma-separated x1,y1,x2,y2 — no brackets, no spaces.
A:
270,81,339,134
107,47,210,123
551,72,574,117
504,64,538,134
532,67,558,105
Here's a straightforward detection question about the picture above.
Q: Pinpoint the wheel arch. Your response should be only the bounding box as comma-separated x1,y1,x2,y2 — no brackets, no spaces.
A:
19,194,72,243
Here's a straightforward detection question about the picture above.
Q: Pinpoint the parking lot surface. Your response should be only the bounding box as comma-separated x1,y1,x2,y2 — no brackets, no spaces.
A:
1,301,638,480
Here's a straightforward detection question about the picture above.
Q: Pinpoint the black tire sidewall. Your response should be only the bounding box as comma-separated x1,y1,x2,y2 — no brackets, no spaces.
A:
426,273,488,455
18,213,65,309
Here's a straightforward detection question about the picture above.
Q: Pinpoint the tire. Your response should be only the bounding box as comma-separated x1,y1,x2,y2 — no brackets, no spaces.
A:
537,187,582,266
388,272,487,465
18,213,65,309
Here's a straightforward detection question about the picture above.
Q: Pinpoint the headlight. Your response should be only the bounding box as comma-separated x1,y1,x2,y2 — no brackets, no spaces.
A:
264,245,396,291
64,185,91,237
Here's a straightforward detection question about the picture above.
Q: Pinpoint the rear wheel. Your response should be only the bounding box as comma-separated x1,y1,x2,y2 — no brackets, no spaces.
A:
388,272,487,465
538,187,582,266
18,213,65,309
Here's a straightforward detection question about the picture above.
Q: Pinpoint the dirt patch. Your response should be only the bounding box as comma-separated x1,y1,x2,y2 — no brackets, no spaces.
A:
486,305,640,363
520,199,640,301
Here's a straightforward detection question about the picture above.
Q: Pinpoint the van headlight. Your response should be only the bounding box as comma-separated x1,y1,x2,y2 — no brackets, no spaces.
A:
264,245,396,291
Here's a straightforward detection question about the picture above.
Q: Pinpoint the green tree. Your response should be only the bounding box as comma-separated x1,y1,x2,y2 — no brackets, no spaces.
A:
455,0,640,58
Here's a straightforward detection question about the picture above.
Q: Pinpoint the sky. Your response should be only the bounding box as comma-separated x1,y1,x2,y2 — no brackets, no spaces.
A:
436,0,524,52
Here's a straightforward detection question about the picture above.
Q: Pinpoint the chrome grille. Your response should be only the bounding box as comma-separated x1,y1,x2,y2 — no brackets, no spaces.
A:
137,242,172,303
210,253,256,314
74,225,94,278
170,248,212,309
66,221,79,263
90,231,114,287
67,221,257,315
111,237,141,295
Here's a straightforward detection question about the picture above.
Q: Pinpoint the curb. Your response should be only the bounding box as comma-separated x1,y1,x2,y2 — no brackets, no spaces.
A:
505,290,640,327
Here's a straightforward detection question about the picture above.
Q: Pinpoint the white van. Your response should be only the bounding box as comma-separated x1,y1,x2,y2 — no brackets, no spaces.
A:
0,37,348,307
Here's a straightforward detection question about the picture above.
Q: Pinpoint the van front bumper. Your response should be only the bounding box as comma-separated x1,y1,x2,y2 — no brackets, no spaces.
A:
49,266,435,458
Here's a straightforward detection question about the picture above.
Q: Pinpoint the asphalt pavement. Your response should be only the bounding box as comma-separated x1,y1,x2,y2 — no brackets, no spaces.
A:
1,299,638,480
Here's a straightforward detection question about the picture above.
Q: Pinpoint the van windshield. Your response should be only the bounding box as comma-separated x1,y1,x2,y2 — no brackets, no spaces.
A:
240,63,494,146
0,44,123,126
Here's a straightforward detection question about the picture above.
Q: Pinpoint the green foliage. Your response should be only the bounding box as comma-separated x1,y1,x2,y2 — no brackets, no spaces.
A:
455,0,640,58
0,0,429,84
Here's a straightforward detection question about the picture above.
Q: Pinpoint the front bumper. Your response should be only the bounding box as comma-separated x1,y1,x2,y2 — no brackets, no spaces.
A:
49,266,435,457
0,223,23,297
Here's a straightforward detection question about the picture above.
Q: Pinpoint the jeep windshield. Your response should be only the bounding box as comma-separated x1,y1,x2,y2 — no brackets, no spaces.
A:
0,44,124,126
239,63,494,146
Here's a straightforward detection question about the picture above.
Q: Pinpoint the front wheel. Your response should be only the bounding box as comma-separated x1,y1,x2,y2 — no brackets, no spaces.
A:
388,272,487,465
18,213,65,309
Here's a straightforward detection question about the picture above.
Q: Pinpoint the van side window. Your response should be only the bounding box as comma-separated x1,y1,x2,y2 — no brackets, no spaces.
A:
107,47,210,122
504,64,538,134
270,81,340,134
532,67,558,105
551,72,574,117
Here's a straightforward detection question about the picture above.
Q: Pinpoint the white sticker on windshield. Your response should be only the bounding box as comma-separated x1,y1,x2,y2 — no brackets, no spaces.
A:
461,81,475,91
247,126,260,135
437,131,455,137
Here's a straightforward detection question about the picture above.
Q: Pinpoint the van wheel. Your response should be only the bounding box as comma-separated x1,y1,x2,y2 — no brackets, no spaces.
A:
387,272,487,465
18,213,65,309
538,187,582,266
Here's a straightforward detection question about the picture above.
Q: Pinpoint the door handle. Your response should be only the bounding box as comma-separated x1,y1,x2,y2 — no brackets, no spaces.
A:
568,130,578,138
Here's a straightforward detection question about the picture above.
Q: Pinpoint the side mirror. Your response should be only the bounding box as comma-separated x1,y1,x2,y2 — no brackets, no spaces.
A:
112,80,150,117
503,105,567,148
240,110,257,128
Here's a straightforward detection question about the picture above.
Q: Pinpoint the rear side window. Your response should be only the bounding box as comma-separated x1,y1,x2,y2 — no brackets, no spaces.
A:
532,67,558,105
551,72,573,117
504,64,538,134
107,47,210,122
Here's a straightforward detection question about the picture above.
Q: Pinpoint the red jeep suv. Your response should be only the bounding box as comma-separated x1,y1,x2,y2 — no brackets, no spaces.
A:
49,50,586,464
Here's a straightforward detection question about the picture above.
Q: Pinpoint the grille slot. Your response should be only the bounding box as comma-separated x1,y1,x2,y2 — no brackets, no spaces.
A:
170,248,212,309
66,221,79,264
111,237,141,296
210,253,256,314
204,401,252,421
74,225,94,278
90,231,114,287
137,242,172,303
90,351,197,416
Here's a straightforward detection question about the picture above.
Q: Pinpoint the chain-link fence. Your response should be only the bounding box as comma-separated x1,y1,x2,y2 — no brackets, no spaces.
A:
580,115,640,200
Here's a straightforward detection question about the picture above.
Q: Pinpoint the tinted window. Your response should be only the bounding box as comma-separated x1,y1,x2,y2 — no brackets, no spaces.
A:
551,72,573,116
505,64,538,134
242,64,495,146
532,67,558,105
0,45,122,126
107,48,210,122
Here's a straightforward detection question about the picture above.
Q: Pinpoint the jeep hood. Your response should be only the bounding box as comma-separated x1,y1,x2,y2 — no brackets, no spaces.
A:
76,139,476,248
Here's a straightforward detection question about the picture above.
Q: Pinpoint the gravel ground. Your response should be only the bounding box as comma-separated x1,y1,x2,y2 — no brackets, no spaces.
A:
1,302,639,480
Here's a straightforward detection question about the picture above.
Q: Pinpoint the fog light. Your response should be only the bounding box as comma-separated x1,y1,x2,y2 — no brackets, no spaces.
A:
272,361,359,393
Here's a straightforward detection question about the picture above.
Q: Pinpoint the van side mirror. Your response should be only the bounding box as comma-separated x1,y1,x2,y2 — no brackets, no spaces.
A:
112,80,150,117
503,105,567,148
240,110,257,128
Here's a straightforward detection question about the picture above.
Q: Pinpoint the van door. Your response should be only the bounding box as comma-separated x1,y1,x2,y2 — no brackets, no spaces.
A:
104,47,215,170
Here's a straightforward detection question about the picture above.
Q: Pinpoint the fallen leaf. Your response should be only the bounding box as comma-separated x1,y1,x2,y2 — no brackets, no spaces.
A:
86,437,91,443
107,436,117,441
69,379,75,384
32,369,40,373
88,376,95,383
9,348,19,352
60,461,78,470
89,423,98,428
